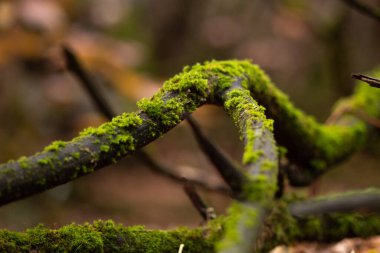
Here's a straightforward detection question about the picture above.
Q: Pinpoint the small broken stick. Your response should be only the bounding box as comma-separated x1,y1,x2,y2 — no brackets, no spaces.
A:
352,73,380,88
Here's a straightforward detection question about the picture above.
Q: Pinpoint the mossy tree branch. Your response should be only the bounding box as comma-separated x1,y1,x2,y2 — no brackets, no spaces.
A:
2,60,379,204
1,60,380,251
64,45,230,194
2,196,380,253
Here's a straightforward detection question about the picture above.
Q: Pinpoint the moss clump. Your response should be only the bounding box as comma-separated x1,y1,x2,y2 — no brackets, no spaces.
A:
17,157,29,169
243,173,277,203
37,158,53,168
72,152,80,159
0,220,217,253
137,60,259,128
222,88,278,202
44,141,67,153
79,112,142,138
137,97,185,126
100,145,110,153
223,89,274,165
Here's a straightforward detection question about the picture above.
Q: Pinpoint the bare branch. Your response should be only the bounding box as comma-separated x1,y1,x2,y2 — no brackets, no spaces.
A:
341,0,380,22
183,179,216,221
137,151,229,193
289,189,380,217
187,116,244,195
352,73,380,88
63,45,115,119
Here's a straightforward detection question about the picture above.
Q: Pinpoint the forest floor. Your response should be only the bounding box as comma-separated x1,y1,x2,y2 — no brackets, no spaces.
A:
271,236,380,253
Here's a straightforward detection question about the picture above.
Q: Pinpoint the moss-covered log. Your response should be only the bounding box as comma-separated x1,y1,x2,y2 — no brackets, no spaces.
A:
0,220,219,253
1,205,380,253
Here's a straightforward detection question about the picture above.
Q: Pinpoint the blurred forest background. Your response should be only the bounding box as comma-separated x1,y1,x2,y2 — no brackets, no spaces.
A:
0,0,380,235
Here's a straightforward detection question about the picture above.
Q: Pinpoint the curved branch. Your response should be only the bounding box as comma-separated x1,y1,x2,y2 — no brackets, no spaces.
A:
242,63,380,177
0,61,216,205
64,46,230,194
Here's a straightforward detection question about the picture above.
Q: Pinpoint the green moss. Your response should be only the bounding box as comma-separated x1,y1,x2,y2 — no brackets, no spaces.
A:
100,145,110,153
81,165,94,174
35,177,46,186
72,152,80,160
277,146,287,158
222,87,278,202
17,157,29,169
216,202,261,252
223,89,274,166
243,173,277,203
44,141,67,152
3,61,380,253
79,112,142,138
350,67,380,117
37,158,50,166
137,97,185,126
0,220,217,253
137,98,165,118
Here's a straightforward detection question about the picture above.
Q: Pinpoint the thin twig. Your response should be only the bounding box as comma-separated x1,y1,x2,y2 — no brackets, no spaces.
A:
187,115,244,195
351,108,380,128
289,189,380,217
275,165,284,199
326,105,380,129
341,0,380,22
183,179,216,221
352,73,380,88
136,151,229,193
62,45,115,119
